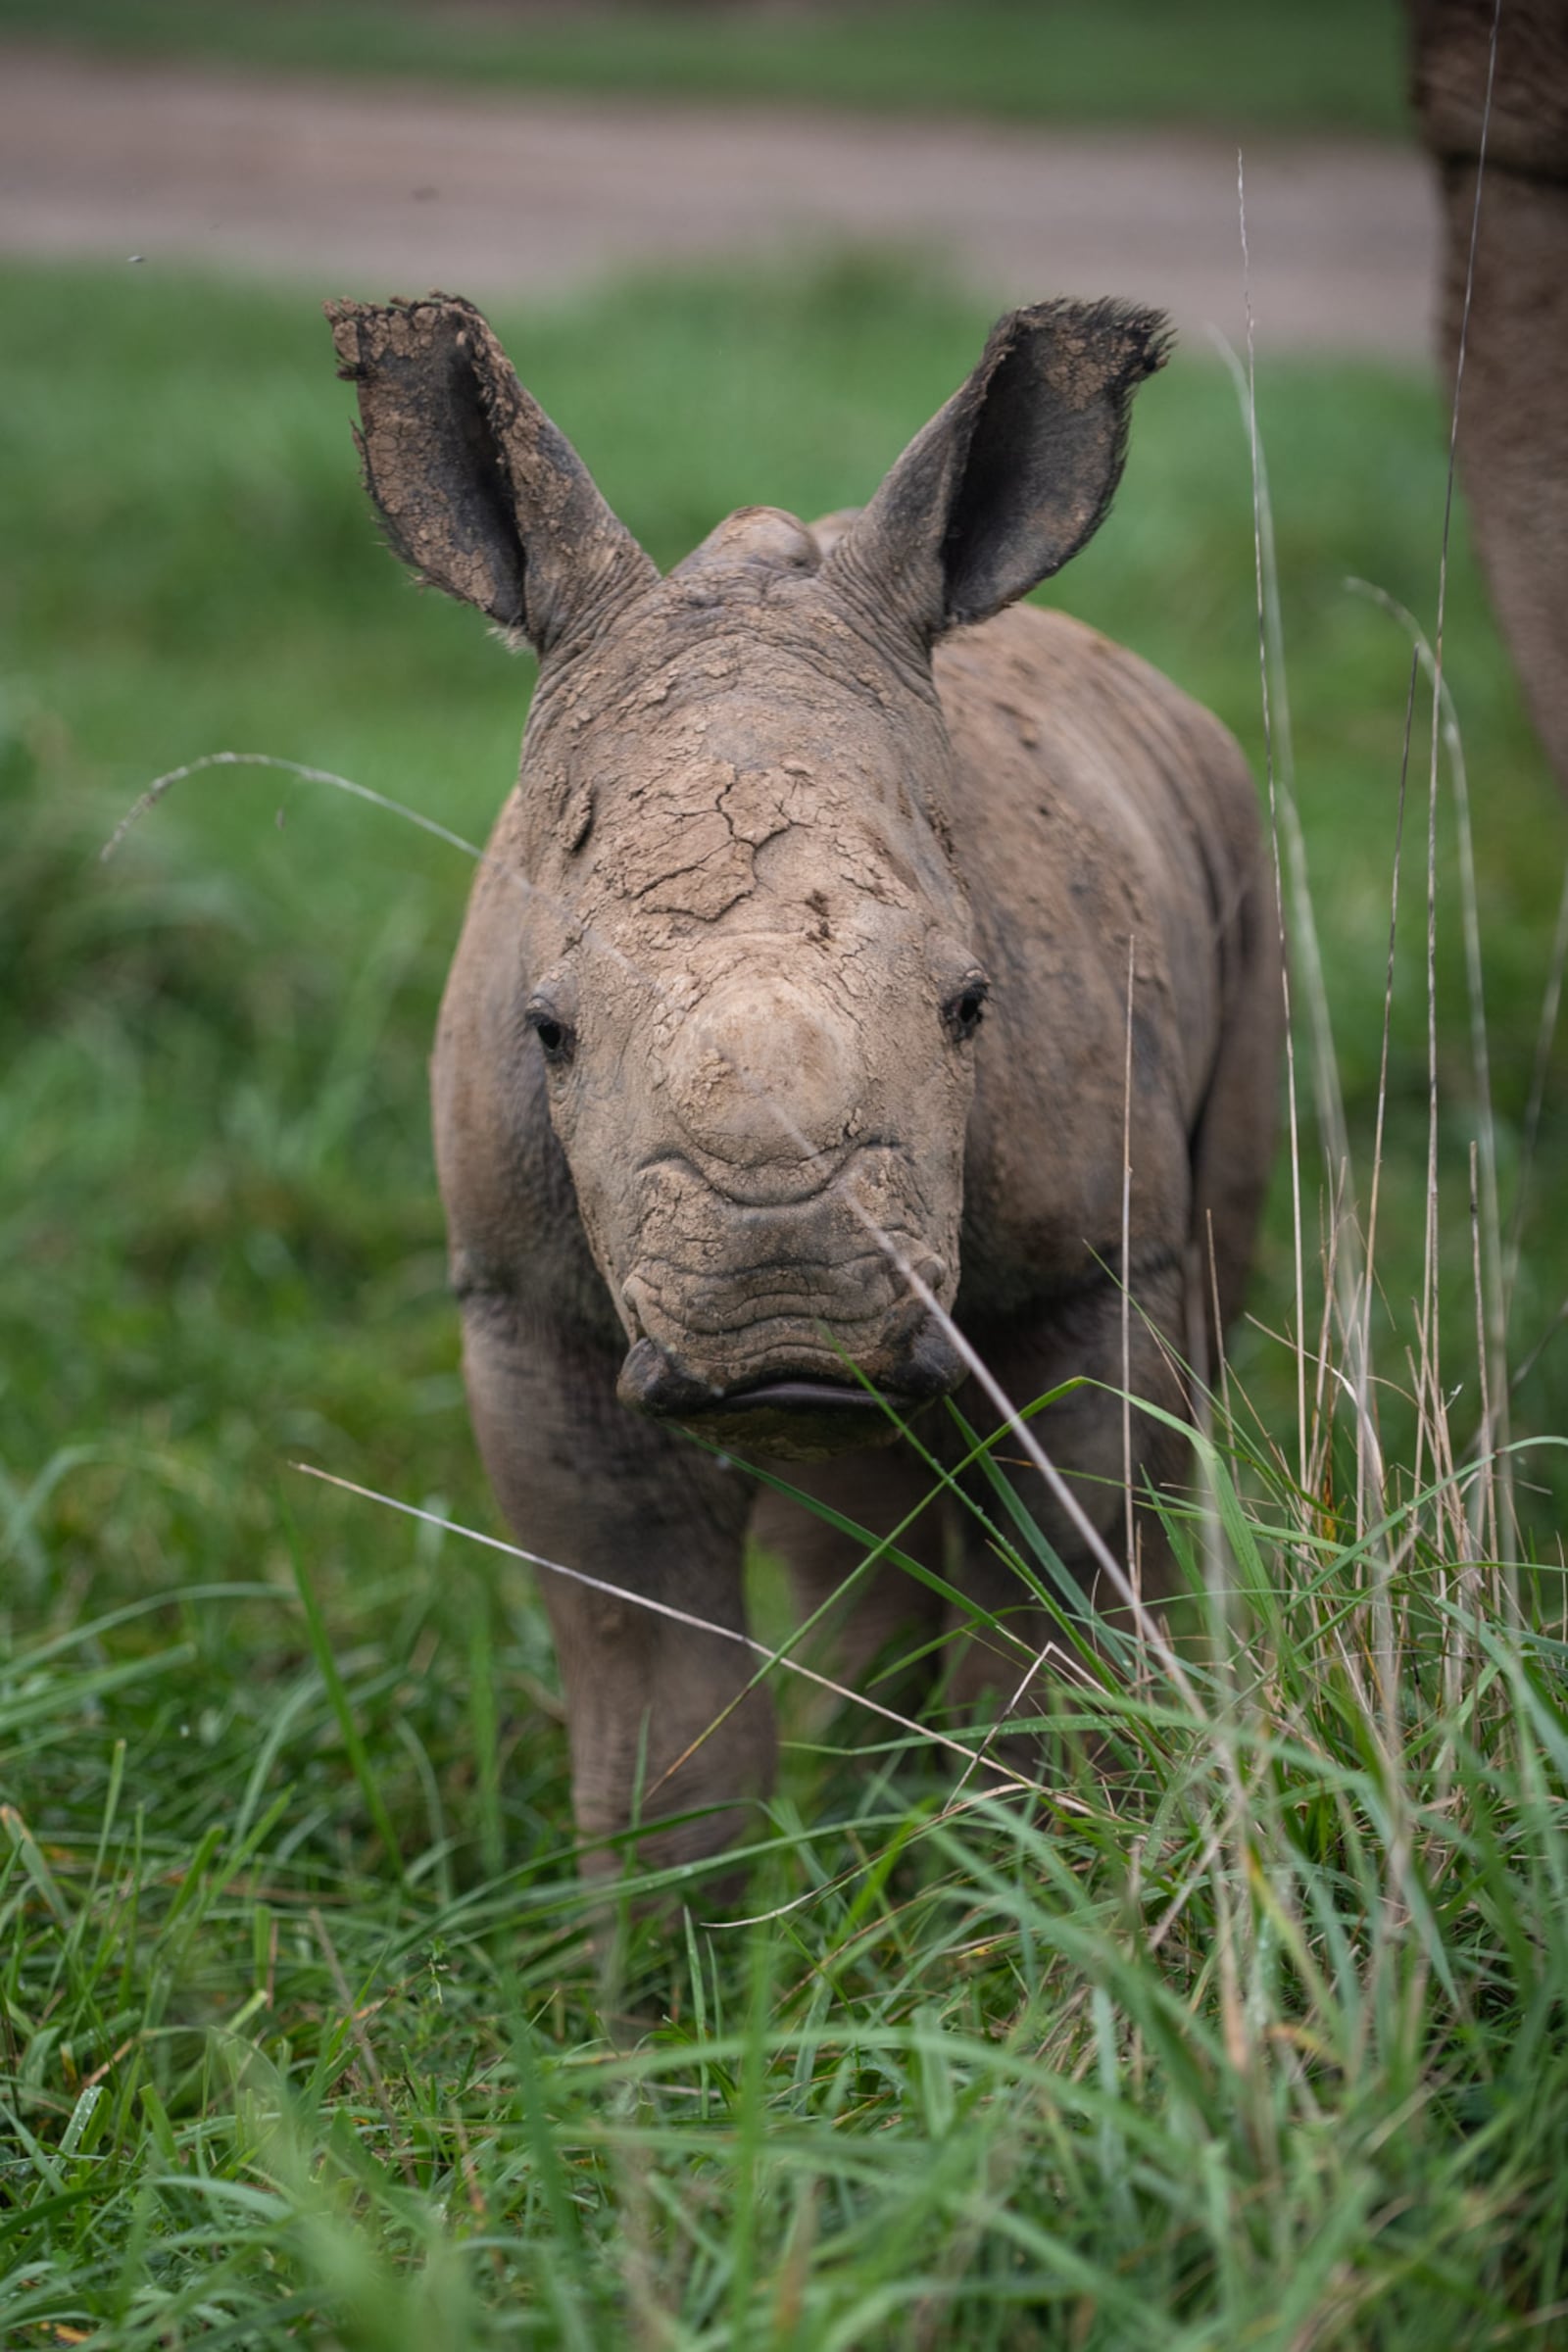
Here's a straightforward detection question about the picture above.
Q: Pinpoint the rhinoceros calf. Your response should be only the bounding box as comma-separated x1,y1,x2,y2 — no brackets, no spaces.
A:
328,292,1280,1873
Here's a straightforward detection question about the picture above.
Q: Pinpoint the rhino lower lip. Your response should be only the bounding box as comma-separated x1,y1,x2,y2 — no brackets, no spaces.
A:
616,1333,965,1424
683,1378,896,1415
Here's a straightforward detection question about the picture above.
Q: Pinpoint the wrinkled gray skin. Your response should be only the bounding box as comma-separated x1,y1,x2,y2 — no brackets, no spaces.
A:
328,292,1280,1874
1408,0,1568,792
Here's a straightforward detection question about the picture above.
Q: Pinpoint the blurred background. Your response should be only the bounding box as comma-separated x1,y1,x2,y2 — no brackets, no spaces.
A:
1,2,1562,1762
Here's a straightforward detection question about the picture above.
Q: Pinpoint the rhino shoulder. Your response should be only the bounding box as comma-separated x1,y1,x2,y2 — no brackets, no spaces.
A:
934,603,1260,866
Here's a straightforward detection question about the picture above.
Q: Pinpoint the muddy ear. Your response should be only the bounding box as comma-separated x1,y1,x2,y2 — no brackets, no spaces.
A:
326,293,657,655
825,298,1171,639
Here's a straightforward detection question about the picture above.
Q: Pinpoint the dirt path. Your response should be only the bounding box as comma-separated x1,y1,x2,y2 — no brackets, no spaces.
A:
0,48,1438,357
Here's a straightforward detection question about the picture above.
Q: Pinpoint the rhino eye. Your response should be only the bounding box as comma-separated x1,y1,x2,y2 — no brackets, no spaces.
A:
944,976,989,1042
526,1003,575,1067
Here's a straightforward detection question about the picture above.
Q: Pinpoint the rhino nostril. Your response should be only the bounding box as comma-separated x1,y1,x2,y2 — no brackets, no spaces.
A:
896,1313,967,1399
617,1338,718,1416
913,1254,948,1294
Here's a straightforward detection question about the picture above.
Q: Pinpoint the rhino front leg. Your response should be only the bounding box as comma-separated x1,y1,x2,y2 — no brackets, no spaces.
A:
461,1307,774,1876
946,1263,1195,1720
750,1446,948,1695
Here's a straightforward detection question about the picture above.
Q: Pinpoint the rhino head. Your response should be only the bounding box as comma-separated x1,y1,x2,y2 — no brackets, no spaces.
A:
328,294,1167,1458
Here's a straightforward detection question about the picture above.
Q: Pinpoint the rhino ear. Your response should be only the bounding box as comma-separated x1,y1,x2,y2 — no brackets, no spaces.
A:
825,299,1170,639
326,294,657,656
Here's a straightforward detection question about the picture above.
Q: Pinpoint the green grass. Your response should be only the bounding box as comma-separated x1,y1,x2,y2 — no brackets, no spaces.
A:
2,255,1566,2343
0,0,1413,138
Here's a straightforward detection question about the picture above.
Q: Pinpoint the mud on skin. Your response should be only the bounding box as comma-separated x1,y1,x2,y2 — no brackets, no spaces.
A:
327,290,1281,1877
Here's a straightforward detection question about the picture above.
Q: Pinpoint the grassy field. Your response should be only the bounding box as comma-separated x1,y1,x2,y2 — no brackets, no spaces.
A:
2,255,1566,2344
0,0,1413,137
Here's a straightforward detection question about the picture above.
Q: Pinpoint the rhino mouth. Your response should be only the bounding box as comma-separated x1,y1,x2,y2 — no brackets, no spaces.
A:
617,1338,963,1459
699,1378,895,1413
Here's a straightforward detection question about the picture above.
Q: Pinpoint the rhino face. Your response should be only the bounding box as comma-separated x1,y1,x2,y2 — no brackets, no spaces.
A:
328,293,1168,1456
514,528,984,1449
